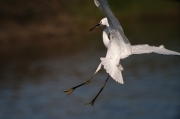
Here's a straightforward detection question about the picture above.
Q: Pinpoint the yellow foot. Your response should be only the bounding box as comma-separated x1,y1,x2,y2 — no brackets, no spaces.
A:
85,99,95,106
63,88,74,96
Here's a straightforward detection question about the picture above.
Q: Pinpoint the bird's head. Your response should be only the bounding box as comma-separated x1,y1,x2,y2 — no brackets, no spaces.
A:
89,17,109,31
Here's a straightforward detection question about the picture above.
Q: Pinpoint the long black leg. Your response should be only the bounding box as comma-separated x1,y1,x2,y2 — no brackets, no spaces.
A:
85,75,110,106
63,75,94,96
63,63,102,96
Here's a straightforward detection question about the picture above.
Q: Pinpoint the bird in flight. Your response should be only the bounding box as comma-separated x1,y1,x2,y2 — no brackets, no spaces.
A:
63,0,180,106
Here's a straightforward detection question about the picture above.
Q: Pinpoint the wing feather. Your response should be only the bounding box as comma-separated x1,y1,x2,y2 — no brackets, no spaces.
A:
100,40,124,84
132,44,180,55
101,57,124,84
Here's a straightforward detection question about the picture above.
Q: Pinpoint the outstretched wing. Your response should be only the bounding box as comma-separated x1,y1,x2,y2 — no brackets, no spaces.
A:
132,44,180,55
95,0,131,56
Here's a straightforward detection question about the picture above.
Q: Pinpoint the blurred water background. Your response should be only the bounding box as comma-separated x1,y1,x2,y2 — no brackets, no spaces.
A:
0,0,180,119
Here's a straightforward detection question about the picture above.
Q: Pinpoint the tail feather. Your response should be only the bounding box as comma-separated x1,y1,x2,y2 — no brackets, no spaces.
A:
101,57,124,84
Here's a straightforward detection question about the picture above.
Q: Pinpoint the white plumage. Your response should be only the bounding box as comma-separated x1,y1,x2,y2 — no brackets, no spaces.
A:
63,0,180,106
93,0,180,84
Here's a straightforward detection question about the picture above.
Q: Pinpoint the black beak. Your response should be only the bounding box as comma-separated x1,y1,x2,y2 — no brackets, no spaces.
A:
89,23,101,31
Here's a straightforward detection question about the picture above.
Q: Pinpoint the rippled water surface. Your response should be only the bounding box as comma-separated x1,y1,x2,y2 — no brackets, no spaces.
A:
0,21,180,119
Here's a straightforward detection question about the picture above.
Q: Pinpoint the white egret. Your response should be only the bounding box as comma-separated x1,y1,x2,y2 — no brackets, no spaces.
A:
64,0,180,106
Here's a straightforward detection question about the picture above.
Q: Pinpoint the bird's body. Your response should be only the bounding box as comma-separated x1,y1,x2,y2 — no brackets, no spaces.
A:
99,19,125,83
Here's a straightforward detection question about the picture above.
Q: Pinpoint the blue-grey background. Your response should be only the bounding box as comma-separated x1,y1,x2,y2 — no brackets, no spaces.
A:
0,0,180,119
